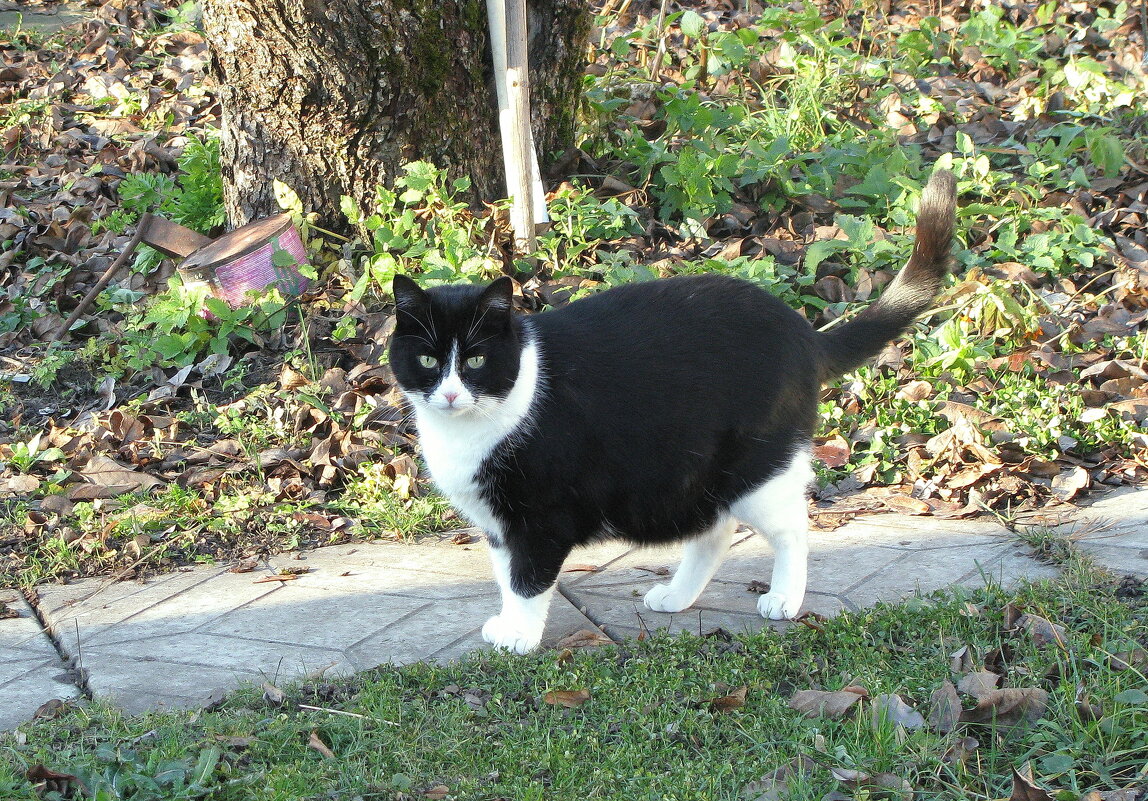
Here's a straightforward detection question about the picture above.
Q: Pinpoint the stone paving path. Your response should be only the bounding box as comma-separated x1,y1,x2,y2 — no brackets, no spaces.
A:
3,488,1146,730
0,2,89,35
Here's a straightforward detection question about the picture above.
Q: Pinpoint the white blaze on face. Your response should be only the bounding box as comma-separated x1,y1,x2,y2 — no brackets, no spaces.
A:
427,342,476,413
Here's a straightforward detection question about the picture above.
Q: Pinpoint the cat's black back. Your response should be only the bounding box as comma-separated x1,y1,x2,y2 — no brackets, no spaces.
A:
485,275,820,555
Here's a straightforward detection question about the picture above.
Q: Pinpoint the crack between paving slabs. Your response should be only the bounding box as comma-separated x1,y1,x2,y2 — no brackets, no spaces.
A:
555,582,728,643
19,587,93,701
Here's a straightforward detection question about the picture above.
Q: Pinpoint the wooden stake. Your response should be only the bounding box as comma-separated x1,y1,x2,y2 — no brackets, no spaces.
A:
503,0,537,253
487,0,548,227
50,214,152,343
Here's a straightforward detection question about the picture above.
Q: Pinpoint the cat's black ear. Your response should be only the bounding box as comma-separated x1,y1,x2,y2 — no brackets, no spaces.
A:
478,276,514,315
392,274,429,316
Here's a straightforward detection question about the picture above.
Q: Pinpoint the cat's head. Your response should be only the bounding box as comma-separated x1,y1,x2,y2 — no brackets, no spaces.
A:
389,275,522,417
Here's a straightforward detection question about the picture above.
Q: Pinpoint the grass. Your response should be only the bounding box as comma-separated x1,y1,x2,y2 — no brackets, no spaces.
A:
2,544,1145,800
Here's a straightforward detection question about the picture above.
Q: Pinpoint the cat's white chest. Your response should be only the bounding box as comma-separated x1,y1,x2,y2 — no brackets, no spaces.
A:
416,417,504,536
408,338,541,540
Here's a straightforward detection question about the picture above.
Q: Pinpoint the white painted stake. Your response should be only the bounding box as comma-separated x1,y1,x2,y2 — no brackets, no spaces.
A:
488,0,547,252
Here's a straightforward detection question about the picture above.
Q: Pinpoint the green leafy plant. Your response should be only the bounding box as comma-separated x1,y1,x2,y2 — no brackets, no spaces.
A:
104,280,289,375
4,432,65,473
342,161,498,300
110,132,226,272
116,133,224,235
958,6,1046,77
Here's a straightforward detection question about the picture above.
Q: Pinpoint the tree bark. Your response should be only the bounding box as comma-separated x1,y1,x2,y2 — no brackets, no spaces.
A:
201,0,589,234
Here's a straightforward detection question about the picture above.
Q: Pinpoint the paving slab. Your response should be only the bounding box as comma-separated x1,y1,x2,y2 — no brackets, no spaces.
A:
0,5,88,35
1062,487,1148,578
32,541,598,715
558,509,1047,639
0,593,81,730
12,488,1147,729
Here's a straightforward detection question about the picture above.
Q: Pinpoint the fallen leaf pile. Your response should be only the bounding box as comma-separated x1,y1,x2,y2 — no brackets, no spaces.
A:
2,0,1148,586
1,0,217,344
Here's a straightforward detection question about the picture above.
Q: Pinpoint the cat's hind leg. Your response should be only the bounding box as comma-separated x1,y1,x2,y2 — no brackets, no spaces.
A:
730,447,814,620
643,517,736,613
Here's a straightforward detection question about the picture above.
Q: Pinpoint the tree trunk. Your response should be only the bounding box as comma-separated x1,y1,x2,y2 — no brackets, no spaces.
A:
201,0,589,234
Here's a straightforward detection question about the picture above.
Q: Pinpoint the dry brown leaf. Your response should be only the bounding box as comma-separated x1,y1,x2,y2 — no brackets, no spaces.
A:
895,379,934,401
871,693,925,730
830,767,914,798
424,785,450,800
1,474,41,494
386,453,419,479
1051,466,1090,501
941,735,979,765
1011,765,1055,801
308,730,336,759
814,435,851,468
261,682,285,704
253,573,300,583
1109,649,1148,671
961,687,1049,728
293,511,333,530
26,764,86,797
950,644,977,674
742,755,818,801
788,686,866,719
280,365,310,390
556,629,614,649
31,699,68,720
1075,683,1102,722
709,685,747,713
38,494,74,515
108,409,146,444
957,670,1001,698
928,680,961,733
943,396,1010,428
562,563,602,573
1080,790,1143,801
1003,602,1024,629
1015,613,1067,649
80,455,165,492
543,688,590,708
882,495,932,515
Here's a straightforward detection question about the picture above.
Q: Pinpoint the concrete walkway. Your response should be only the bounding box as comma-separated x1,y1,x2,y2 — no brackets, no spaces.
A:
3,488,1145,730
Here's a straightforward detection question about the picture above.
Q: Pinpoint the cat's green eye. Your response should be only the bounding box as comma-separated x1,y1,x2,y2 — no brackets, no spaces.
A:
418,355,438,369
466,355,486,369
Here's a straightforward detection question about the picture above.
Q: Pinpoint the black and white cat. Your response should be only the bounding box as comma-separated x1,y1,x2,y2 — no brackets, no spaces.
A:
390,170,956,653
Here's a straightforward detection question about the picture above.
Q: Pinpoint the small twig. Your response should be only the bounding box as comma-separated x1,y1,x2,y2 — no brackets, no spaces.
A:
50,214,152,343
647,0,670,81
297,704,368,719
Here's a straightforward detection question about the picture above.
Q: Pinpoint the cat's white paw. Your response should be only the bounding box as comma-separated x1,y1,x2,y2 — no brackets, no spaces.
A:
758,591,801,620
482,614,543,654
643,583,694,613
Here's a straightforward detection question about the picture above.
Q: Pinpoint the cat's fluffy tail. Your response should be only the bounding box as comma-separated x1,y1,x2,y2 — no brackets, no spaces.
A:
817,169,957,381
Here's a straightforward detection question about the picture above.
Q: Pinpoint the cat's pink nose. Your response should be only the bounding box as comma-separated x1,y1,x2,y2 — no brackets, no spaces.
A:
443,391,459,404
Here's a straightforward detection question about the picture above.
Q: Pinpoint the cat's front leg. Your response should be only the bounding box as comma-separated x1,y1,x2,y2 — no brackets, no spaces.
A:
482,540,560,654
